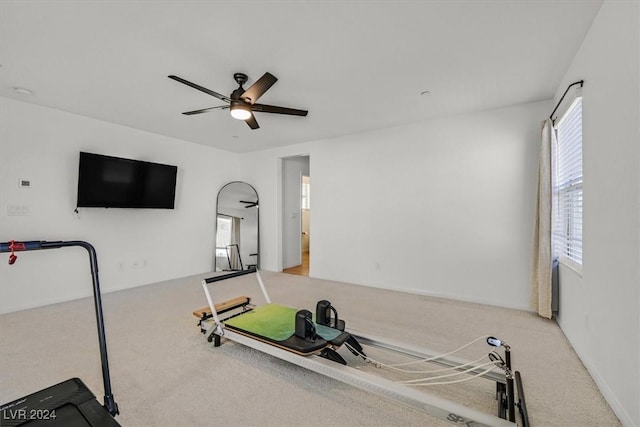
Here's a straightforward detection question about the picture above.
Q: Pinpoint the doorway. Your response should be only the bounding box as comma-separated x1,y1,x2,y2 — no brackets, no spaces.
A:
281,155,310,276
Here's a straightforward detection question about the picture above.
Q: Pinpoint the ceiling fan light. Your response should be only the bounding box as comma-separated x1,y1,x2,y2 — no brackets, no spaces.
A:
230,102,252,120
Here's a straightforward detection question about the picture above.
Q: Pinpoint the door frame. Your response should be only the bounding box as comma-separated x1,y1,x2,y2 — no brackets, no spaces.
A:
279,155,309,271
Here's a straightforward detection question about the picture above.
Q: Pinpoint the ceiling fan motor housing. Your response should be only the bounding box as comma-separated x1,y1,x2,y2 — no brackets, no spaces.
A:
231,88,246,102
233,73,248,87
232,73,250,103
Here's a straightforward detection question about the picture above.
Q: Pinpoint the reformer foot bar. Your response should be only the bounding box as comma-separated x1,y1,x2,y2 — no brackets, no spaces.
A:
198,269,529,427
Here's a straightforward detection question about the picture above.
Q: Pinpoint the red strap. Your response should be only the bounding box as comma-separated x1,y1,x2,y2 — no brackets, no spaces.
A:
8,240,20,265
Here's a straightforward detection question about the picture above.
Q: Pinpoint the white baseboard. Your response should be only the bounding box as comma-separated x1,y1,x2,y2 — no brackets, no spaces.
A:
0,290,93,314
354,281,532,312
1,281,150,314
562,336,636,427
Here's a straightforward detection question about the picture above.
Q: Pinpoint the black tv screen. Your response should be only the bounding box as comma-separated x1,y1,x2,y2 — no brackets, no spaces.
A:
77,152,177,209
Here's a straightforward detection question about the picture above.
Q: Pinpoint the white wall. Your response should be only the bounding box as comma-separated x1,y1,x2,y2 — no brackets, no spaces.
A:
314,101,550,309
241,100,550,310
554,1,639,426
0,97,239,313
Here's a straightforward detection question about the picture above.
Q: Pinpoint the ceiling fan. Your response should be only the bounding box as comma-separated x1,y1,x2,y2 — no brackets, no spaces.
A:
239,200,258,208
168,72,308,129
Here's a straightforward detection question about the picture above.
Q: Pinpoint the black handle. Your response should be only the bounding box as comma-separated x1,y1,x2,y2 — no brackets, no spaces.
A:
203,268,257,284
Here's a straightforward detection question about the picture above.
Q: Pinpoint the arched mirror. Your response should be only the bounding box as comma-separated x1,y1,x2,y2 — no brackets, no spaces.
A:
214,181,259,271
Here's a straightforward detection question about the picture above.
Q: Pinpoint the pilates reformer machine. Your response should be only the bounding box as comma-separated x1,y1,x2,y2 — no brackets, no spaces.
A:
193,269,530,427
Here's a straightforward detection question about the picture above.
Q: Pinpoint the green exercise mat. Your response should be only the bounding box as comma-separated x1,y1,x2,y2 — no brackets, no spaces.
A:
224,303,342,342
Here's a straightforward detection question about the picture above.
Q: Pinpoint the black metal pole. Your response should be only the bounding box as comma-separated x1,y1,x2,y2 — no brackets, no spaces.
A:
515,371,530,427
549,80,584,121
1,240,119,416
203,267,257,284
506,370,515,422
503,345,515,422
73,241,119,416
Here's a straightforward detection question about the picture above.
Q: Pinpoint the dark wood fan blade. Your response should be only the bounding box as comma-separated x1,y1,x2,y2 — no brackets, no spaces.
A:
241,72,277,104
245,113,259,129
252,103,308,116
182,105,229,115
168,75,232,103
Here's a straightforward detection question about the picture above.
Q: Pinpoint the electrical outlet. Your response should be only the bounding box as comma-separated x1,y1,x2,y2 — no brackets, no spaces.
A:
7,205,29,216
118,262,125,272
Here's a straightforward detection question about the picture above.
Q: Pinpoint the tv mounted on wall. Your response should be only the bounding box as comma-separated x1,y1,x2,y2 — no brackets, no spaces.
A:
77,152,178,209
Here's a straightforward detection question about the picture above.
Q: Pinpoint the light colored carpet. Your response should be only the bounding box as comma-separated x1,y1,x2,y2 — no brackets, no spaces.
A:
0,271,620,426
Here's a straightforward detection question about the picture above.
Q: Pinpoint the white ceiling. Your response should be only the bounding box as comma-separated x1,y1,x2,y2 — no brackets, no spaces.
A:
0,1,602,153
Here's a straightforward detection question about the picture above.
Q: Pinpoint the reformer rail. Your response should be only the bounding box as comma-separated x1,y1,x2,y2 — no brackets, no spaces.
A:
222,328,514,427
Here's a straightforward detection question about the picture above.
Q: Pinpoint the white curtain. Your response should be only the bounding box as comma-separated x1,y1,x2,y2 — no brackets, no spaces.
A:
530,118,554,319
228,217,242,270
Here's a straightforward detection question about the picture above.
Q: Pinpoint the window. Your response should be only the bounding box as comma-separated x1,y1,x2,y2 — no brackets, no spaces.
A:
301,176,311,210
216,216,232,257
552,96,583,268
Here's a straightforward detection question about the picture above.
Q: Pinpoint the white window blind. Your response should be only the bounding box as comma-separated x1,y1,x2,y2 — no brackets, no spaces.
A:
552,97,583,266
216,216,232,257
301,176,310,210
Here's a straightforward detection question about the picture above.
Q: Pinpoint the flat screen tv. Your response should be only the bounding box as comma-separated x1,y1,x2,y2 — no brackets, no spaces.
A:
77,152,177,209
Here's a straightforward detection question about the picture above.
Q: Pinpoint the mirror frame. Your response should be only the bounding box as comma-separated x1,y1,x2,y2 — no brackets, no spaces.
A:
214,181,259,272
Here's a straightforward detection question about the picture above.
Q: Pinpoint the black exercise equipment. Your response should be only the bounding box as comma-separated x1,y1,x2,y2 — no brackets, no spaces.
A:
294,310,317,342
315,300,345,330
315,300,365,358
0,240,120,426
225,244,243,271
515,371,530,427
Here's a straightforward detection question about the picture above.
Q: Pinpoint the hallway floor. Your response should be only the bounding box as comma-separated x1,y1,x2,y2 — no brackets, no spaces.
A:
283,252,309,276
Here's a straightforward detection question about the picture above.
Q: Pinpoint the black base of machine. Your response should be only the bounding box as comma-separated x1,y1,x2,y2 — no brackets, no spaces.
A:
319,348,347,365
0,378,120,427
